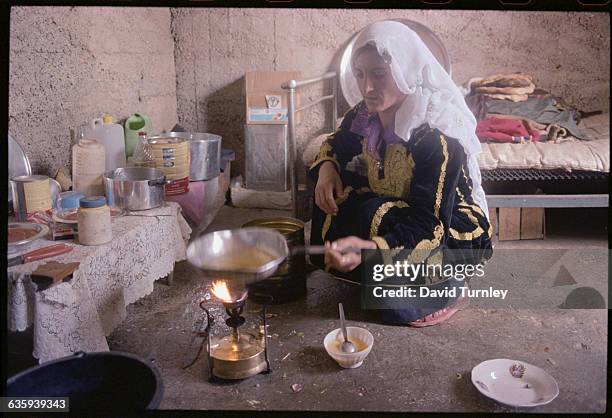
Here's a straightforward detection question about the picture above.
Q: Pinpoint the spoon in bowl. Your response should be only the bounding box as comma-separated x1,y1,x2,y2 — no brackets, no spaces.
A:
338,303,356,353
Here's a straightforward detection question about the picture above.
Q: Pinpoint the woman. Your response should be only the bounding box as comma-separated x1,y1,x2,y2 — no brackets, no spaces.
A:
309,21,493,326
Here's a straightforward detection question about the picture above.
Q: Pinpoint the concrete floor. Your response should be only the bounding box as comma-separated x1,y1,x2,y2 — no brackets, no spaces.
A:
104,206,608,412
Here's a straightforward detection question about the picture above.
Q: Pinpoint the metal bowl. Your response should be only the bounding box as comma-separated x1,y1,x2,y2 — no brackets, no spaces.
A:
339,19,452,108
186,227,289,283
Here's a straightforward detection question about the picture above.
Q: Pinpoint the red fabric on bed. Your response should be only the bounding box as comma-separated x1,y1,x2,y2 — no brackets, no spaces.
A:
476,116,541,143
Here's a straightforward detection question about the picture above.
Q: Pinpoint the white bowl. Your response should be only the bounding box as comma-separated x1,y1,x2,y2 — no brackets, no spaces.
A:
471,358,559,407
324,326,374,369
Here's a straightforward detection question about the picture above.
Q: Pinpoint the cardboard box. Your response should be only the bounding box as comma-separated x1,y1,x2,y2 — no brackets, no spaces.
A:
245,71,302,125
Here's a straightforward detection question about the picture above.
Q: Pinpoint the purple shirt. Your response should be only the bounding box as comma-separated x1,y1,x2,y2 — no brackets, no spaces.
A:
349,104,404,161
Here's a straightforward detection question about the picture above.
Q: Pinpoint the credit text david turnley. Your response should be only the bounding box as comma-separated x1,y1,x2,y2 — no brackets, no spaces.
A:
370,261,509,300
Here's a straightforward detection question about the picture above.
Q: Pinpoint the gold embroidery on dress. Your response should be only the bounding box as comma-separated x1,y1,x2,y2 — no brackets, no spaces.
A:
449,226,485,241
321,186,354,241
310,156,340,171
371,236,389,250
434,135,449,218
459,207,480,227
461,166,473,192
362,142,415,199
355,186,372,194
369,200,409,238
449,207,486,240
456,186,466,203
310,141,340,171
409,223,444,263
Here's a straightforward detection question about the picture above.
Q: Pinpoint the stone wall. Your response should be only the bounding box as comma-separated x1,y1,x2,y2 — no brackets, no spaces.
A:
170,8,610,177
9,7,609,178
9,7,178,175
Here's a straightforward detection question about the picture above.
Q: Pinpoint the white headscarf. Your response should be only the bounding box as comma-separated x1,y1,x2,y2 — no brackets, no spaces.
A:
349,20,489,217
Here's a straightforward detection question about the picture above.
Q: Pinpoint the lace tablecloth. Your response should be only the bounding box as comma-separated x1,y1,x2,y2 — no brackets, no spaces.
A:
7,202,192,363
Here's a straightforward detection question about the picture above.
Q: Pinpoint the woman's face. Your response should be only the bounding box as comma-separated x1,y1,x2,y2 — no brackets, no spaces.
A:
353,48,406,113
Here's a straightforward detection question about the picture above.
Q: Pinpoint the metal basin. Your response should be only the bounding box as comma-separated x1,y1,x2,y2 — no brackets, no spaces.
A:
6,351,163,411
186,227,289,283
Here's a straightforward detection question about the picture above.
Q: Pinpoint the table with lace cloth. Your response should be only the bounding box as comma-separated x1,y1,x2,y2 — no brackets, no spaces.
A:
7,202,192,363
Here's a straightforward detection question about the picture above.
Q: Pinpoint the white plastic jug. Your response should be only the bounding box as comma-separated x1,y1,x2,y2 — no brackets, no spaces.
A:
80,115,126,171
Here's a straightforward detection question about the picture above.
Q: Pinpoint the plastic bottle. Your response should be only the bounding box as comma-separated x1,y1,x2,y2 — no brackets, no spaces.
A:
72,139,106,196
124,113,152,157
133,131,155,168
80,116,126,171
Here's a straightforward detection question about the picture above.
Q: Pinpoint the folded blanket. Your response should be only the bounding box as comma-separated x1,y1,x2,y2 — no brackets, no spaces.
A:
486,95,587,139
476,116,542,143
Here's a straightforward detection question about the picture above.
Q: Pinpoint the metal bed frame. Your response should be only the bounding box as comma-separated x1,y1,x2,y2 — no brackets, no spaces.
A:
282,73,609,217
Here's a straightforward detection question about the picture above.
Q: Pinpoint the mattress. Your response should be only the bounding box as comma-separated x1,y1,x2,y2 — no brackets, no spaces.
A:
478,112,609,173
303,113,609,173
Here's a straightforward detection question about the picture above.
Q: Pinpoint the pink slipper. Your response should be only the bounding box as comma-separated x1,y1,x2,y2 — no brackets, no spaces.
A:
409,296,469,327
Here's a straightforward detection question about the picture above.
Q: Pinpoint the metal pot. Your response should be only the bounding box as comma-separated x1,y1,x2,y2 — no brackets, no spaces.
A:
242,217,307,304
103,167,166,211
153,132,221,181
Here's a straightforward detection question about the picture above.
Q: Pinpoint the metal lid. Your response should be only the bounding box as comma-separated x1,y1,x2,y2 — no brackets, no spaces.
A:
10,174,49,183
79,196,107,208
147,136,187,145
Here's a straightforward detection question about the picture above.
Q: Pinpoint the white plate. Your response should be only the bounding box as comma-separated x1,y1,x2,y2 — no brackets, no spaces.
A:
52,209,78,224
52,207,125,224
471,358,559,407
7,222,50,255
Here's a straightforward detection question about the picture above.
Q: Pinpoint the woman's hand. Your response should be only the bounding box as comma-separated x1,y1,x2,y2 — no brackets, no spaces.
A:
324,236,377,272
315,161,344,215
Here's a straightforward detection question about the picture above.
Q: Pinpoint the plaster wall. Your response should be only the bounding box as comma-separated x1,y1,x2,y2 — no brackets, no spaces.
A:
171,8,610,176
9,7,178,175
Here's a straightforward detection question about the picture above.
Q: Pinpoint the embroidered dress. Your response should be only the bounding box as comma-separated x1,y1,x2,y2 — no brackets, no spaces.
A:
309,102,493,323
312,20,494,324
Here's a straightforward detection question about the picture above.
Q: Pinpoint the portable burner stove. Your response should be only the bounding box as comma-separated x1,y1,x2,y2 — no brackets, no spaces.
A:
183,227,288,381
184,281,274,381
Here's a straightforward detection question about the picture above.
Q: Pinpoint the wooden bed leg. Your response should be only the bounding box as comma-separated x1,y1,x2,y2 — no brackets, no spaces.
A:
488,207,498,238
498,208,521,241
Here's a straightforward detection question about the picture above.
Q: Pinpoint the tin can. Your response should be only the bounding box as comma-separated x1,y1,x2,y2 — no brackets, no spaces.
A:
242,217,306,304
10,175,53,221
165,176,189,196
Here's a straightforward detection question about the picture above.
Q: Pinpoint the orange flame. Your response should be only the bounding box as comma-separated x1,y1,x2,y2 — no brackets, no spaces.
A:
211,280,233,303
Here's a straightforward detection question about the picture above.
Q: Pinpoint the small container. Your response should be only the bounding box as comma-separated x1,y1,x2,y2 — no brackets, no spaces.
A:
78,116,127,171
77,196,112,246
57,191,86,212
72,139,106,196
324,327,374,369
125,113,152,157
133,132,155,168
164,177,189,196
10,175,54,221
